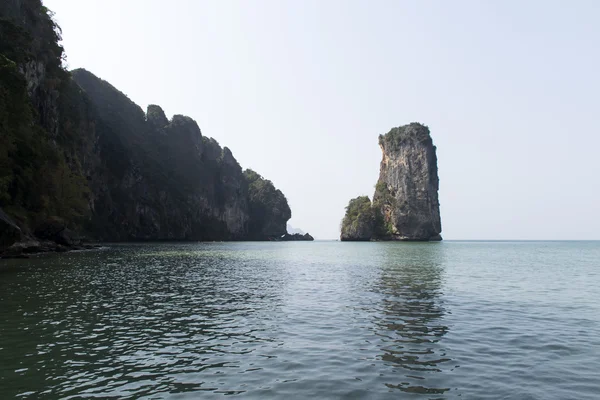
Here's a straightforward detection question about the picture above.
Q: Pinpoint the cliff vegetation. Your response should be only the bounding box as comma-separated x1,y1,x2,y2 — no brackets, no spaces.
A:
0,0,301,254
341,123,442,242
340,196,376,241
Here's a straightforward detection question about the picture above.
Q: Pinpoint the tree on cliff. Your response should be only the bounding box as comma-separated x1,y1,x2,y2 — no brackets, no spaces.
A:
341,122,441,241
340,196,375,241
0,10,88,228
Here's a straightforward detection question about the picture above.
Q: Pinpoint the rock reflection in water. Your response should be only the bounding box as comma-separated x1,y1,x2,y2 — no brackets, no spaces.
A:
370,243,452,395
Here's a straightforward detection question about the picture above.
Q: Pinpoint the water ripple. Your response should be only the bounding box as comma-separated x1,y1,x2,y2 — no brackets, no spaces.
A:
1,241,599,399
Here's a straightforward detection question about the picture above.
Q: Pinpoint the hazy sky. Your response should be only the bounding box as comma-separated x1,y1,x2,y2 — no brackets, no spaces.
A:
45,0,599,240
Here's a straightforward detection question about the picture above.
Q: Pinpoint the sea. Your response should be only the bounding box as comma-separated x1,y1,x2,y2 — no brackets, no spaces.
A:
1,241,599,399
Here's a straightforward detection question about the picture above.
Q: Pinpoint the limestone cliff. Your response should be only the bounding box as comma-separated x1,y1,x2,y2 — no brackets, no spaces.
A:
71,69,253,241
0,0,294,253
340,123,442,241
373,123,442,240
244,169,291,239
340,196,375,241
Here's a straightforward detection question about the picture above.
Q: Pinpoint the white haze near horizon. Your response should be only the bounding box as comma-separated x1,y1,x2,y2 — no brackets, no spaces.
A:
44,0,600,240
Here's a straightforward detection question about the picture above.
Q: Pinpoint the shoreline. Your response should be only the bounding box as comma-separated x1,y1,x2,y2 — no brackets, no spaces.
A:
0,241,104,260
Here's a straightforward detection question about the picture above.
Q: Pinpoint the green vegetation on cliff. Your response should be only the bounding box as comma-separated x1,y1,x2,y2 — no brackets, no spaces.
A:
0,0,293,246
0,8,89,229
342,196,373,226
342,122,442,241
340,196,376,241
378,122,431,151
70,68,291,241
244,169,291,239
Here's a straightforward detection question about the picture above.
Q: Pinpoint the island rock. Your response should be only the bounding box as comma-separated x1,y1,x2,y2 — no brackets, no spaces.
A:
280,233,315,241
341,123,442,241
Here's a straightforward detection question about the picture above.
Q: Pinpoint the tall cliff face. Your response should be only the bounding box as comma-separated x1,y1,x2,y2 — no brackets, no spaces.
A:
1,0,89,232
0,0,292,247
70,69,254,241
373,123,442,241
244,169,291,239
340,123,442,241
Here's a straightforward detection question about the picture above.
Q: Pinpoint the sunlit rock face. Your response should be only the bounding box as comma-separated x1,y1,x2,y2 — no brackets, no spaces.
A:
373,123,442,241
340,123,442,242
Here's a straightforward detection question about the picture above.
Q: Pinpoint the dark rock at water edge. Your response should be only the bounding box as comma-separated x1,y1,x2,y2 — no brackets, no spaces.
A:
340,123,442,241
0,208,101,258
286,224,305,235
0,236,103,259
0,208,23,248
35,217,81,246
280,233,314,241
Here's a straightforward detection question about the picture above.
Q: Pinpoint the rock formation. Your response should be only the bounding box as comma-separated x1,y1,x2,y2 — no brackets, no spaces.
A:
0,208,22,248
340,123,442,241
0,1,301,255
373,123,442,240
69,68,256,241
280,233,314,241
340,196,376,241
286,224,305,235
244,169,291,240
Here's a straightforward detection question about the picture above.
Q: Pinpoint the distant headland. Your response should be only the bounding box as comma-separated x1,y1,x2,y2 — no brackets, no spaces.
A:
0,0,312,258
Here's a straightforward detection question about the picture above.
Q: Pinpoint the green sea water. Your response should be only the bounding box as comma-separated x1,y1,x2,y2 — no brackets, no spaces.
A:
1,241,599,399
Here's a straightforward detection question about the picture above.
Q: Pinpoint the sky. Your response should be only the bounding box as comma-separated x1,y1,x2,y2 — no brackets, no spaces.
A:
44,0,600,240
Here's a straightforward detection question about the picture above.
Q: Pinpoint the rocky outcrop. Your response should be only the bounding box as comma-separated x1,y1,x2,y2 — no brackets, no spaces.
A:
244,169,291,240
0,238,101,259
286,224,305,235
0,208,22,248
70,69,274,241
0,1,293,246
340,196,376,241
374,123,441,240
146,104,169,129
34,217,80,246
280,233,314,241
340,123,442,241
0,208,102,259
